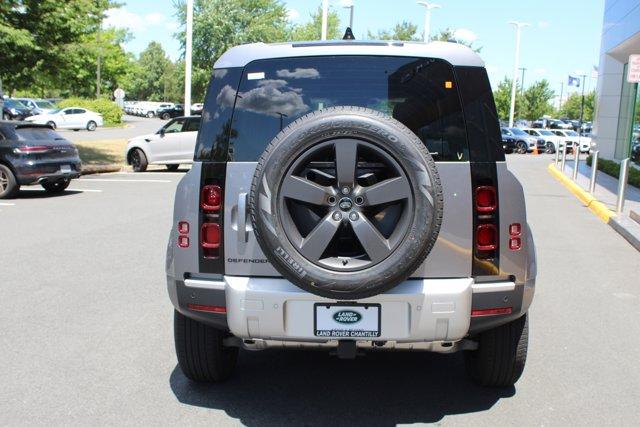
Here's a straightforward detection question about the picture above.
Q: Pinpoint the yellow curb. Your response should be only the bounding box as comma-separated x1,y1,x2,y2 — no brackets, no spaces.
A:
547,163,616,224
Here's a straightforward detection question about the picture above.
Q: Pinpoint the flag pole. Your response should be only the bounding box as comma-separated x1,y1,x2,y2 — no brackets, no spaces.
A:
578,74,587,138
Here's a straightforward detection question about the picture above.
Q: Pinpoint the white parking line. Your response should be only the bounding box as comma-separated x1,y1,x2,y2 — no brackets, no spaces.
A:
0,202,15,206
79,178,171,183
111,171,186,176
20,188,103,193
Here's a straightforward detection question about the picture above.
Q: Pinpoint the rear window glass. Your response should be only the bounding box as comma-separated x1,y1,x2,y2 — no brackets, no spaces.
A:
15,127,64,141
220,56,469,162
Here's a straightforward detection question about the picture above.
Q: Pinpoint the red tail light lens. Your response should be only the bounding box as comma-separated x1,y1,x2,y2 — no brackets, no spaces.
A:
509,223,521,236
178,236,190,248
188,304,227,314
178,221,189,235
201,223,221,249
14,145,50,154
476,224,497,251
201,185,222,212
509,237,521,250
475,186,497,213
471,307,512,317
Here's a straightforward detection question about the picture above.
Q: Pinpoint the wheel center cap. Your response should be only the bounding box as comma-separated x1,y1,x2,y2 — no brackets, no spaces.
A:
339,197,353,211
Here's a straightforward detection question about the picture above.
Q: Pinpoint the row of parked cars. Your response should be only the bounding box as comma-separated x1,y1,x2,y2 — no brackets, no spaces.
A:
123,101,204,120
501,127,592,154
1,97,103,131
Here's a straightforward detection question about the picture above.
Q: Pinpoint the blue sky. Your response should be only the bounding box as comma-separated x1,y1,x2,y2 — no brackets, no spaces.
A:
105,0,605,101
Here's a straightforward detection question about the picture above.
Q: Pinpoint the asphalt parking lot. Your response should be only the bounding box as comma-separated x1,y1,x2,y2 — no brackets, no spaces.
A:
1,155,639,426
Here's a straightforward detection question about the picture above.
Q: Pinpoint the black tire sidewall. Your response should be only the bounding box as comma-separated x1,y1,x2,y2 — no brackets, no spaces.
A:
250,107,443,300
0,164,19,199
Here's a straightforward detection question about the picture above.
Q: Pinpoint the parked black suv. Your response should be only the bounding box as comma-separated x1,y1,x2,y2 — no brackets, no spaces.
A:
0,121,81,198
2,99,33,121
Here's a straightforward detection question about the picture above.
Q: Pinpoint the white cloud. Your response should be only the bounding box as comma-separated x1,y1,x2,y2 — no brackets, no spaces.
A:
453,28,478,43
339,0,354,6
103,8,146,31
533,68,547,76
145,12,166,26
287,8,300,22
166,21,180,32
538,21,550,28
103,8,168,32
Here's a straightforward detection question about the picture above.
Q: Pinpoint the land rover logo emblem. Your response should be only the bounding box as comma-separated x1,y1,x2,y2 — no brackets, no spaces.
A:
333,310,361,324
339,197,353,211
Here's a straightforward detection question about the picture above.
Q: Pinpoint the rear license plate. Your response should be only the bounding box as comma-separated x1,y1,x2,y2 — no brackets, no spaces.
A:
60,165,71,173
314,303,381,338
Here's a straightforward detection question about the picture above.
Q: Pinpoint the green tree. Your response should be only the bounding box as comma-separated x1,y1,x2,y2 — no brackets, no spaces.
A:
493,77,522,121
0,0,116,94
559,91,596,121
289,6,341,41
174,0,290,71
522,79,555,120
367,21,420,41
123,42,172,101
433,28,482,52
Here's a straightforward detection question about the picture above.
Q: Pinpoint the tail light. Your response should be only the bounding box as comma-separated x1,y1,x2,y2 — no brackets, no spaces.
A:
14,145,50,154
471,307,512,317
201,185,222,212
200,183,223,259
201,223,221,249
509,222,522,251
476,224,497,251
177,221,190,248
475,186,497,213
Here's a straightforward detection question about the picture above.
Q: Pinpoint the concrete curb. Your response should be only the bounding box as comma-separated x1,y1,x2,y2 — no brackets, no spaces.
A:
80,164,122,175
548,163,640,252
547,163,614,223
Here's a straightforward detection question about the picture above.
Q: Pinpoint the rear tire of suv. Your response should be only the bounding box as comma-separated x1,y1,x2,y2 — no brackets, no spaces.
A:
130,148,148,172
464,313,529,387
161,113,171,120
42,179,70,194
0,164,20,199
174,310,238,383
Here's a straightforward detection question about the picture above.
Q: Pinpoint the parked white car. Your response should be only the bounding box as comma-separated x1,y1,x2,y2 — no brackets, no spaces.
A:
25,107,103,131
14,98,57,115
522,128,563,153
125,116,201,172
551,130,591,153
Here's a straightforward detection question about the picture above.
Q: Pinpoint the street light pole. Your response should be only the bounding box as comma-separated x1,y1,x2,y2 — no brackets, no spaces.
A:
184,0,193,113
508,21,530,128
343,3,354,29
417,2,441,43
321,0,328,40
578,74,587,137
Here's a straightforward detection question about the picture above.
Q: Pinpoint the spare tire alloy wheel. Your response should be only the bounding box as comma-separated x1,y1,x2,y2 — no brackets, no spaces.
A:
250,107,443,300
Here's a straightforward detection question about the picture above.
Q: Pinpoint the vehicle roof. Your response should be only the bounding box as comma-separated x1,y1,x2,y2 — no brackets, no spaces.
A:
214,40,484,69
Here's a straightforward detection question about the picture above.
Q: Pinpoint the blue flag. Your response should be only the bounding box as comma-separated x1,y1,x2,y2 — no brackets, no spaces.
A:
568,75,581,87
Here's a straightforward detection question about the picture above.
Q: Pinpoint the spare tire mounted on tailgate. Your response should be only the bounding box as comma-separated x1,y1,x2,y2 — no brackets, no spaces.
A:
250,107,443,300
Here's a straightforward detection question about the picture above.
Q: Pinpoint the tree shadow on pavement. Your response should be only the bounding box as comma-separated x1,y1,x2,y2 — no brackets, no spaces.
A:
170,349,515,426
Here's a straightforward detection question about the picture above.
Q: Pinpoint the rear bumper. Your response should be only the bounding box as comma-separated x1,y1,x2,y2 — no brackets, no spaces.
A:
169,276,532,345
15,161,81,185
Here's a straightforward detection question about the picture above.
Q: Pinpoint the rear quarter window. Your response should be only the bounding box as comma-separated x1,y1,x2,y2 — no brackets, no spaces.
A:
15,127,64,141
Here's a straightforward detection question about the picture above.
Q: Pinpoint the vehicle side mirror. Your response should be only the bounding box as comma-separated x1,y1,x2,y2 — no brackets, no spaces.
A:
159,128,165,137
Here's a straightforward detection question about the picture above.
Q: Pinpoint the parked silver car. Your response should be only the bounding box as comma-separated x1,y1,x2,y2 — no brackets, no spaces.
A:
166,40,536,387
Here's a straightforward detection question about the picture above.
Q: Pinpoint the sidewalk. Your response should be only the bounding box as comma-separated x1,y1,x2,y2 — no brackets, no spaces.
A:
551,156,640,251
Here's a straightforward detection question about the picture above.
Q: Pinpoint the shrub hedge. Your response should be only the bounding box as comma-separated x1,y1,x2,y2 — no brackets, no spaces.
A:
57,98,122,125
586,155,640,189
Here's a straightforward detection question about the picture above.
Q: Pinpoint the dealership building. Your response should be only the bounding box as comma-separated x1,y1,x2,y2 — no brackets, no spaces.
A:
594,0,640,160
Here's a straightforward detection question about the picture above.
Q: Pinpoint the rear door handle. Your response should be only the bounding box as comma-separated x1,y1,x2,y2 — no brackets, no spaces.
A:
237,192,248,243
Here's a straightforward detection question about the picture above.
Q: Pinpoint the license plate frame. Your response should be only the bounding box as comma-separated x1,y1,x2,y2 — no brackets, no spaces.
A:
314,303,381,338
60,165,72,173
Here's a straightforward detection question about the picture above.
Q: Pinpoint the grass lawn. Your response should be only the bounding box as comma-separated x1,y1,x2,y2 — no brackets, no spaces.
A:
75,139,128,165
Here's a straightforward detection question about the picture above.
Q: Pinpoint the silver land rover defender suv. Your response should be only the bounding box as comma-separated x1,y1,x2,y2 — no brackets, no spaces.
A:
166,40,536,387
